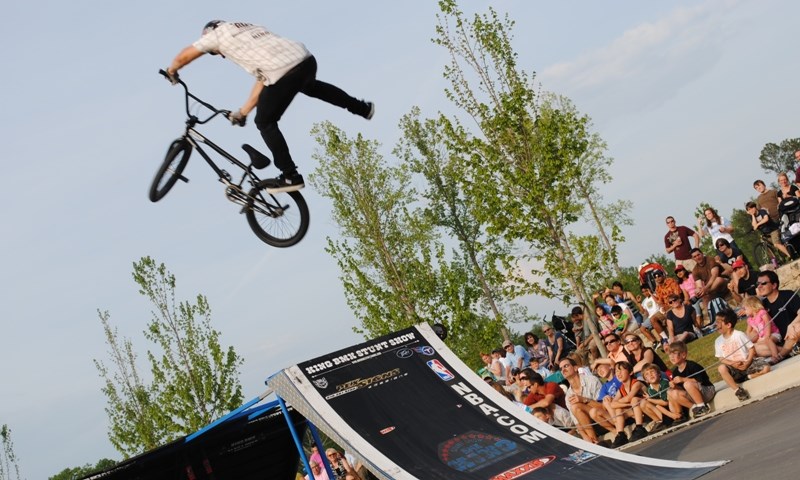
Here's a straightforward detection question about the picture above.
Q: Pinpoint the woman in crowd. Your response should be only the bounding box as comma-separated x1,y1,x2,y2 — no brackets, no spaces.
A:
622,332,668,376
524,332,551,371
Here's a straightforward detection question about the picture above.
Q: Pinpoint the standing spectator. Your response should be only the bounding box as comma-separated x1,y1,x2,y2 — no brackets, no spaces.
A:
742,296,781,364
666,341,715,420
776,172,800,205
664,216,701,272
697,207,738,254
754,179,781,222
729,258,758,303
715,309,770,403
666,294,699,344
755,271,800,360
747,201,792,259
523,333,550,371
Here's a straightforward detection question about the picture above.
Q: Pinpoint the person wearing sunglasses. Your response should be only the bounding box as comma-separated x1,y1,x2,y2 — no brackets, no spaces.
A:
756,271,800,360
622,333,668,376
664,216,701,272
665,294,698,345
590,333,628,371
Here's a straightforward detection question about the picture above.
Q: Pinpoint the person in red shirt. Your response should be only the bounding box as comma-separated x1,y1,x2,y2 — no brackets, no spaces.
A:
664,216,700,272
521,371,566,411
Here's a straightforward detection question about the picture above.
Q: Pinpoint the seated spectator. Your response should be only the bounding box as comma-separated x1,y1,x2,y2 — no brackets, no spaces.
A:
603,281,646,328
532,406,576,431
747,201,792,259
675,265,704,327
502,339,531,374
639,363,681,430
528,357,550,379
570,306,600,362
597,361,648,447
523,332,550,371
653,269,687,321
742,296,781,363
729,258,758,303
697,206,738,256
665,294,698,344
591,333,629,370
715,309,770,403
715,238,750,278
305,460,331,480
542,323,571,371
325,448,362,480
522,371,567,411
690,248,728,320
622,332,668,376
486,350,506,383
756,270,800,360
594,362,622,400
605,296,637,333
560,358,604,443
595,305,615,336
640,285,668,349
667,341,715,420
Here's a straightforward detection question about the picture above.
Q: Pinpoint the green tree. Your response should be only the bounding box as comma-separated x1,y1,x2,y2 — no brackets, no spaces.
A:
310,122,503,362
49,459,116,480
0,424,22,480
759,137,800,177
95,257,243,457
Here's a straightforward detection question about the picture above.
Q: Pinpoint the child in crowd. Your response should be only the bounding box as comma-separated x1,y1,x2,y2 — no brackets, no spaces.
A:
715,309,770,402
639,363,682,431
600,361,648,447
596,305,615,336
667,341,715,420
610,305,633,334
742,296,781,363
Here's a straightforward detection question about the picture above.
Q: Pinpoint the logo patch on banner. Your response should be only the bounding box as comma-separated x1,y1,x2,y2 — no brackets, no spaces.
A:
564,450,597,465
413,345,435,356
438,431,520,472
396,348,413,359
489,456,555,480
312,377,329,389
427,359,454,381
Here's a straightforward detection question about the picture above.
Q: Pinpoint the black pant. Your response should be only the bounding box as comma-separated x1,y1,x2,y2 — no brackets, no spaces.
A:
254,55,367,173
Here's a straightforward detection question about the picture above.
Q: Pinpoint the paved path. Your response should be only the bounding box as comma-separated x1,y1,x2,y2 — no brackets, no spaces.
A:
627,385,800,479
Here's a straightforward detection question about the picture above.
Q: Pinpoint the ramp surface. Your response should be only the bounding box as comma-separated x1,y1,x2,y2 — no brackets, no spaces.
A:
269,324,726,480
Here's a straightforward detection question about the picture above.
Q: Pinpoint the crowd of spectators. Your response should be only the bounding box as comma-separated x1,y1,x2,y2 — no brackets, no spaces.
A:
478,164,800,448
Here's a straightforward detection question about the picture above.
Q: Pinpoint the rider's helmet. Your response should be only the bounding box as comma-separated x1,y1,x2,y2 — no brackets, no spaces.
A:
202,20,224,55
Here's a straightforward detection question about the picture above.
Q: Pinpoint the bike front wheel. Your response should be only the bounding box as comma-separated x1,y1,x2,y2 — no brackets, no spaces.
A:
149,139,191,202
245,182,310,248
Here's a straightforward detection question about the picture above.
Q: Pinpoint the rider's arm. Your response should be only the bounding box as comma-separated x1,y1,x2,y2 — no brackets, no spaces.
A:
168,46,205,76
240,80,264,116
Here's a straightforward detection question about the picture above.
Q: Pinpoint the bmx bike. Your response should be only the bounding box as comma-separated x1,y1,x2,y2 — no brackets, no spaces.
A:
150,70,309,247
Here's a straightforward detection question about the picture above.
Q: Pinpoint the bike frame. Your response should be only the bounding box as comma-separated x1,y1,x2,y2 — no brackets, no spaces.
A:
183,126,260,190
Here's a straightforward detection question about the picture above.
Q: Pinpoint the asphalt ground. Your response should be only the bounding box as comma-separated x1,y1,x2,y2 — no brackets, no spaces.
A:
627,385,800,479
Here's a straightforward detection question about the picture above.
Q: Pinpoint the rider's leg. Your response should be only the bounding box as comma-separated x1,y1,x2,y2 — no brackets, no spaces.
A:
299,56,373,118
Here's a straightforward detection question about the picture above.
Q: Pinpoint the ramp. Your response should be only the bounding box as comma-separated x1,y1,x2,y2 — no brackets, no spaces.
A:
269,323,726,480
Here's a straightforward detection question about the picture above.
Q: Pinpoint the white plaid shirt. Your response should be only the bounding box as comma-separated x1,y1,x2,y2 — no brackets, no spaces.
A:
193,21,310,85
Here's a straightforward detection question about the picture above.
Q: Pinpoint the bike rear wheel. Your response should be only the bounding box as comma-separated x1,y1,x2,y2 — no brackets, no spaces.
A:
245,182,310,247
149,139,191,202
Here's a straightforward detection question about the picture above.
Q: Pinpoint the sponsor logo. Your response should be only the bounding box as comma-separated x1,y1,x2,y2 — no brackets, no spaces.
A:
427,359,455,381
396,348,413,359
438,431,520,472
490,456,555,480
334,369,404,393
564,450,597,465
413,345,435,356
312,378,329,389
380,426,395,435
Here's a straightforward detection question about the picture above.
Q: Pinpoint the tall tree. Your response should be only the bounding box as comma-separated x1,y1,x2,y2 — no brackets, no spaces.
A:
95,257,243,457
310,121,503,361
759,137,800,177
0,425,22,480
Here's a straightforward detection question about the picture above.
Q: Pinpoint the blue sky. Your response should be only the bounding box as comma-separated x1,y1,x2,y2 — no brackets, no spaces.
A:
2,1,798,478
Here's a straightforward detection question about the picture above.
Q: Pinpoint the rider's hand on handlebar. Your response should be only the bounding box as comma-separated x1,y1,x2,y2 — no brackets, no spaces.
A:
164,69,180,85
228,110,247,127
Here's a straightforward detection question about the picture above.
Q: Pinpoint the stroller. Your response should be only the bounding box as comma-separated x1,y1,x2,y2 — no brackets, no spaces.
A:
638,262,667,292
779,197,800,251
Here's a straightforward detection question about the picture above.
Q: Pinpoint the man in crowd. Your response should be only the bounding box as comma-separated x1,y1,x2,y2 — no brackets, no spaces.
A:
690,248,728,318
664,216,700,271
754,179,781,222
560,358,604,444
502,339,531,376
747,201,791,259
756,271,800,359
729,258,758,303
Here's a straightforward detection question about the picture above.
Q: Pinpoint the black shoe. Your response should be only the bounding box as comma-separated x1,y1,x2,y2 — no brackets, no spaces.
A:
611,432,628,448
361,100,375,120
264,172,304,193
691,404,710,418
671,415,688,426
628,425,648,442
735,387,750,401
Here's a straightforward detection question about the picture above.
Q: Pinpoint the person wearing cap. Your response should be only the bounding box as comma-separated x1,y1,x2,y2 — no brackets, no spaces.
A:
502,339,531,375
729,258,758,303
664,216,701,272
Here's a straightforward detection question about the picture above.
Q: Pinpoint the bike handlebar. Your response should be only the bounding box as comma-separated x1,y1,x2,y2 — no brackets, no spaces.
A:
159,69,232,126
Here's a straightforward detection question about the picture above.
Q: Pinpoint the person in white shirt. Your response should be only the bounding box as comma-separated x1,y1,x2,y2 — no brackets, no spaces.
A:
167,20,374,192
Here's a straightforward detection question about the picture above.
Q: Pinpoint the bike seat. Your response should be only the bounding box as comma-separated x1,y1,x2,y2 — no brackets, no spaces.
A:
242,144,271,170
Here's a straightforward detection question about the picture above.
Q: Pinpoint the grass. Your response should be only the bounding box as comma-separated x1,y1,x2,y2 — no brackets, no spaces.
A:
655,321,749,385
